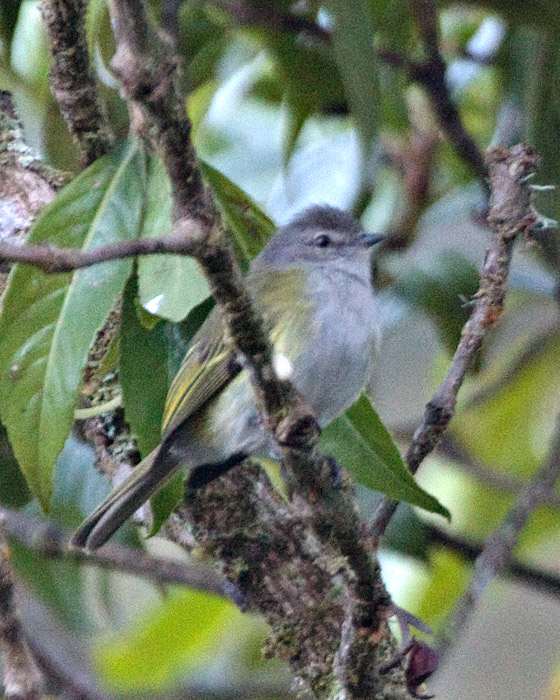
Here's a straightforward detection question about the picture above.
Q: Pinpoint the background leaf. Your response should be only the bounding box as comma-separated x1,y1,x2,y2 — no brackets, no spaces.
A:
201,160,275,264
324,0,380,173
138,156,210,322
0,141,145,509
94,588,239,692
121,272,169,456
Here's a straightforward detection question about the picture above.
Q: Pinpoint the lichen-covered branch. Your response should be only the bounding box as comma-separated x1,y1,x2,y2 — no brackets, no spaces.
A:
0,92,66,301
102,1,409,696
40,0,113,167
369,144,540,538
0,532,44,700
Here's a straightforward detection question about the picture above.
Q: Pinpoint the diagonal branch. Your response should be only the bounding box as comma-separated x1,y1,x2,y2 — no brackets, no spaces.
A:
438,413,560,652
40,0,113,168
408,0,487,182
0,507,243,606
426,525,560,599
369,144,540,538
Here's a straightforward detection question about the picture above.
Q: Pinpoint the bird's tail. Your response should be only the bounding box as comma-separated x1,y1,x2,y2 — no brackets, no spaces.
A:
71,447,180,551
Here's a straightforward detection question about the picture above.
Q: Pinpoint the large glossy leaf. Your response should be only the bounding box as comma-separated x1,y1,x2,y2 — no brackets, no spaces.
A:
320,395,449,516
200,161,275,265
0,141,145,509
138,156,210,322
95,588,239,692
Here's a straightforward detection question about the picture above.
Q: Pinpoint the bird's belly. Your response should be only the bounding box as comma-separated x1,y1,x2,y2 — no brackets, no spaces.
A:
292,326,373,426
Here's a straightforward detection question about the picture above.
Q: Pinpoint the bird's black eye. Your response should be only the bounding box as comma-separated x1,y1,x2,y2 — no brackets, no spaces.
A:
313,234,331,248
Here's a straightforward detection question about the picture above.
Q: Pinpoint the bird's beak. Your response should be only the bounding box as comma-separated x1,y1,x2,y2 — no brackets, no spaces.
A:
360,232,386,248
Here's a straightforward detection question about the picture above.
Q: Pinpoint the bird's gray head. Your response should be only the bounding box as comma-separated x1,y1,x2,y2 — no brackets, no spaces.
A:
253,205,384,271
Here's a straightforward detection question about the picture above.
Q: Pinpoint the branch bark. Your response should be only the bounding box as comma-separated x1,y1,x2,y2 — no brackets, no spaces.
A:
0,507,243,607
426,524,560,599
369,144,540,538
40,0,113,168
408,0,487,183
100,1,408,696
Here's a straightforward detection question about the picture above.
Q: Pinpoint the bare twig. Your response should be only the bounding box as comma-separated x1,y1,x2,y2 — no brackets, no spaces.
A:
0,228,204,273
0,508,242,606
40,0,113,167
408,0,487,182
0,533,44,700
438,437,560,510
439,413,560,651
389,426,560,510
426,525,560,599
369,144,540,538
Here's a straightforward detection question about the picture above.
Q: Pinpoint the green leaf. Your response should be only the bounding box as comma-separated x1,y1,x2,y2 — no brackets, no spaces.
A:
121,275,215,536
138,157,210,322
320,395,449,516
200,161,275,265
0,140,145,510
94,588,239,692
121,272,168,456
259,31,346,162
0,421,31,508
149,472,185,537
324,0,380,164
9,437,140,633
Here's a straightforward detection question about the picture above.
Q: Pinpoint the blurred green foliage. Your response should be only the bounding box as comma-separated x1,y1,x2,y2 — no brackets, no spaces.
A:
1,0,560,698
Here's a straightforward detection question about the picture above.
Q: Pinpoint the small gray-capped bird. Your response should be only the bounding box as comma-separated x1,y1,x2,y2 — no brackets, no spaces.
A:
73,205,384,550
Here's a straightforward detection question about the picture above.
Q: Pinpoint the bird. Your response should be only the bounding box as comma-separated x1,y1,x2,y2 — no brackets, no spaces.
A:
72,205,384,550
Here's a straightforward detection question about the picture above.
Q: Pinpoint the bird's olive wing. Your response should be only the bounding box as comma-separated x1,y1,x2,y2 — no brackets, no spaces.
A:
161,267,306,440
161,307,240,439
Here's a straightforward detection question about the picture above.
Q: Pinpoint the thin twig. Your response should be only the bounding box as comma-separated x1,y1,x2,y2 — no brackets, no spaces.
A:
0,532,44,700
438,437,560,510
389,426,560,510
40,0,113,168
408,0,487,182
439,413,560,652
0,508,243,607
426,525,560,599
369,144,540,538
0,229,204,274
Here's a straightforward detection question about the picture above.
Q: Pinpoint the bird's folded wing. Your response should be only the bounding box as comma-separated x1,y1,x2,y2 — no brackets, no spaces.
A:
161,308,241,439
